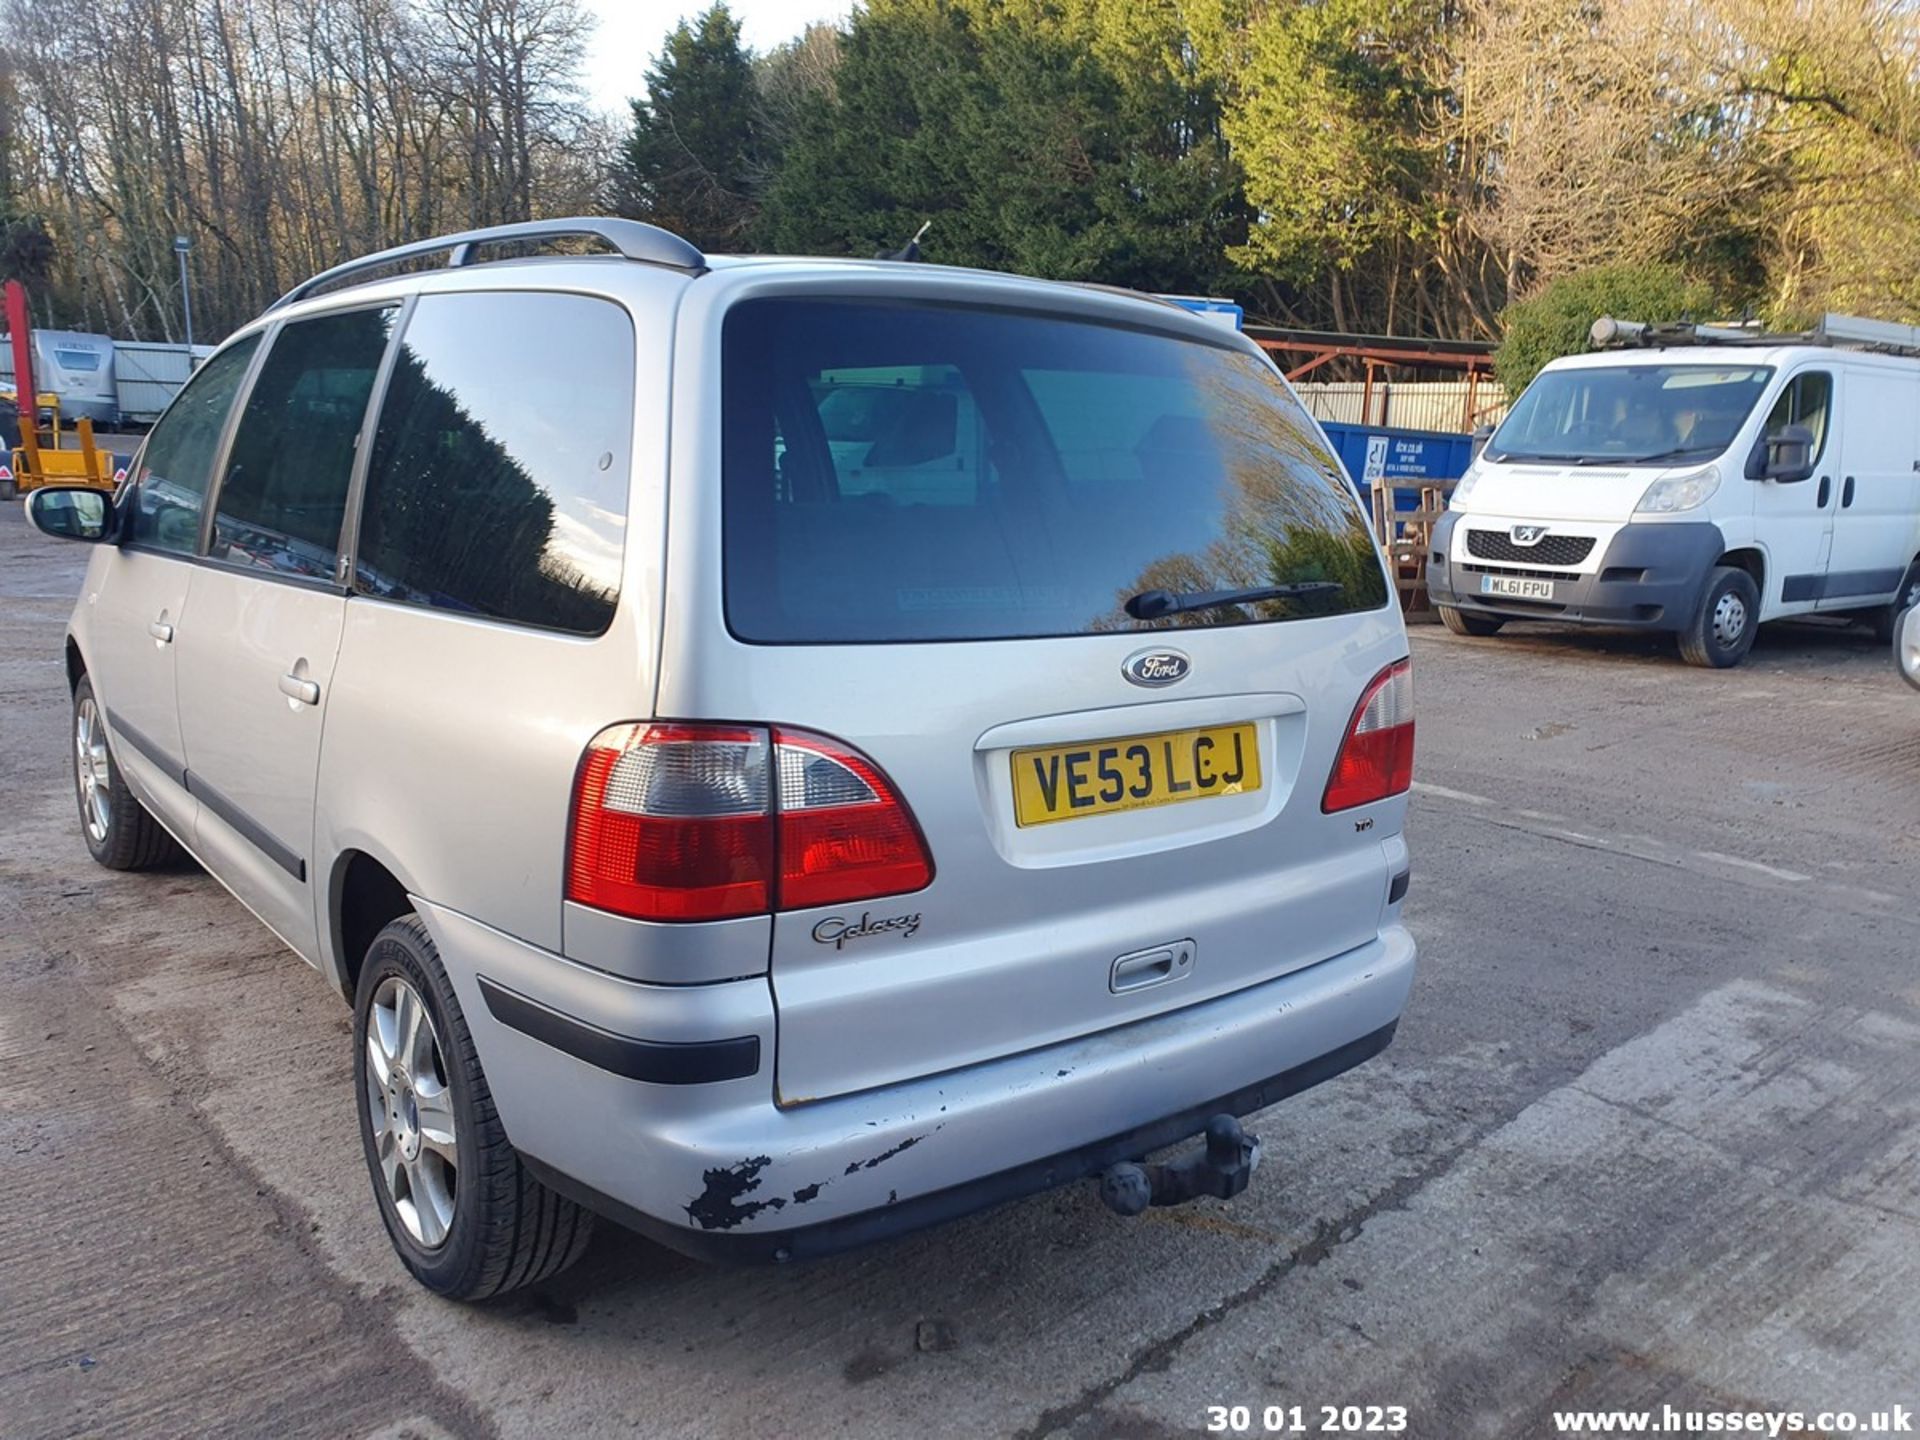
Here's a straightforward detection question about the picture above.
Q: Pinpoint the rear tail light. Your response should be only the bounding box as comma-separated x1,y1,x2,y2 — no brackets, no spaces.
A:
567,723,932,922
774,732,933,909
567,725,773,920
1322,658,1415,812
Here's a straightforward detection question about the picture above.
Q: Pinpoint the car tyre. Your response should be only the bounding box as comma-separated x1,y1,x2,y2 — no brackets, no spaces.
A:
353,914,593,1300
1869,561,1920,645
1439,605,1504,637
1678,565,1760,668
72,675,185,870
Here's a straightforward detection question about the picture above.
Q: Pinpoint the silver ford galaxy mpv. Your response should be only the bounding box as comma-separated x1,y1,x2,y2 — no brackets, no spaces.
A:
28,219,1417,1299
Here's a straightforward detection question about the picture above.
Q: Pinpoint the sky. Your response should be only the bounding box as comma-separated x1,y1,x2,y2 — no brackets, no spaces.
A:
579,0,849,116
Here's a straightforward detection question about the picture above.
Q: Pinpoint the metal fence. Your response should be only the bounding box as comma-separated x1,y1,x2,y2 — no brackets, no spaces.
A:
112,342,210,422
1295,380,1509,434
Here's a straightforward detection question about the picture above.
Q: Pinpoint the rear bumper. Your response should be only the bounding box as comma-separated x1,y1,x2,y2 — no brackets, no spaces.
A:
528,1020,1398,1263
1430,514,1723,631
416,900,1416,1263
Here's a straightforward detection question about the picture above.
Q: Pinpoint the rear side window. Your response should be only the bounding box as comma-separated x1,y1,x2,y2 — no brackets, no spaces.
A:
353,291,634,636
722,298,1387,644
211,306,397,581
127,334,261,555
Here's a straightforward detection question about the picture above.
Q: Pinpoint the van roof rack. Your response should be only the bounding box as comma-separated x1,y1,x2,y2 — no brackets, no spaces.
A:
268,217,705,312
1590,311,1920,358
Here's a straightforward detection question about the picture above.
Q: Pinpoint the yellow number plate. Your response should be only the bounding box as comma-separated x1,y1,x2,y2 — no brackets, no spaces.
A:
1011,723,1263,827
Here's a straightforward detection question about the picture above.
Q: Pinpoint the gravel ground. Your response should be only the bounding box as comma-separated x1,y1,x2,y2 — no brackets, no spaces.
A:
3,501,1915,1439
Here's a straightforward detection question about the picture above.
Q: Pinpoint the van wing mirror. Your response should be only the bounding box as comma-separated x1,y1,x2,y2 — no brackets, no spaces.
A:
1757,423,1815,483
24,485,116,542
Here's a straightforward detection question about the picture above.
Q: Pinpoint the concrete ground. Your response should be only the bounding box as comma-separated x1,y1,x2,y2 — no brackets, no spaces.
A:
2,501,1915,1439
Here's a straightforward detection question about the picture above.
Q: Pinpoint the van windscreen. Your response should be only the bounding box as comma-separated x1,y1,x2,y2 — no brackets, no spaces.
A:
1490,364,1774,466
721,298,1387,643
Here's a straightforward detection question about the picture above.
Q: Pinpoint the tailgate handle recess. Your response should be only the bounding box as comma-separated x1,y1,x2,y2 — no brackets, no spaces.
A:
1110,940,1195,994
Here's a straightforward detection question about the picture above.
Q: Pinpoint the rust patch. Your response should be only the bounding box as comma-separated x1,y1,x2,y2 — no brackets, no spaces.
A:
685,1156,787,1231
842,1133,923,1176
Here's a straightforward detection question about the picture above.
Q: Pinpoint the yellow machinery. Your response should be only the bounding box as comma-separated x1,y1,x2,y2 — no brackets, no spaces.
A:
1,275,118,501
0,388,116,500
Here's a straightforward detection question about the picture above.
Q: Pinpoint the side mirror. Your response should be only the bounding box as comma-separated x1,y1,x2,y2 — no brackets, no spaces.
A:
24,486,115,542
1897,601,1920,693
1470,422,1495,461
1753,423,1815,483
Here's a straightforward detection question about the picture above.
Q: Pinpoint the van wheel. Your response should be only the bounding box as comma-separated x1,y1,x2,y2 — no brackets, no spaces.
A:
1678,566,1760,668
72,676,184,870
1869,562,1920,644
353,914,593,1300
1439,606,1504,637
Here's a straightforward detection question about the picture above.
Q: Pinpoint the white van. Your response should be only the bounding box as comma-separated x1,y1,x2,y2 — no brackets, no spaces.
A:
1430,315,1920,666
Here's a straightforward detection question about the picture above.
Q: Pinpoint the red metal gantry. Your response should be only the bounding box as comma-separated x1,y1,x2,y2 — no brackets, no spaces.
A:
1244,324,1499,434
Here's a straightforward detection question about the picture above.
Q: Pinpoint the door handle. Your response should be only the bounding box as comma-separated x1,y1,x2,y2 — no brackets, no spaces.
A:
1816,476,1831,508
278,672,321,706
1109,941,1195,994
1842,475,1856,508
147,619,174,643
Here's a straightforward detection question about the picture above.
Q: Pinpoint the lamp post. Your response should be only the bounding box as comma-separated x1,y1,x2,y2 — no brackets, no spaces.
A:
173,235,194,360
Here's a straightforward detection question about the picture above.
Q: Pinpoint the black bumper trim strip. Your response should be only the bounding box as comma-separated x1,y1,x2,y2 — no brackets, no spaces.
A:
522,1019,1398,1265
103,707,186,789
477,975,762,1085
185,771,305,882
1784,567,1904,604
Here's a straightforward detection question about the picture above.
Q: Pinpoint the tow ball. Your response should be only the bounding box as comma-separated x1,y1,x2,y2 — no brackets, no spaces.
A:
1097,1114,1262,1216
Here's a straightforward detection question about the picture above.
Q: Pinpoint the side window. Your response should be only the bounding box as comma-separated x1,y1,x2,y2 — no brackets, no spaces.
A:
1764,371,1832,464
126,335,261,554
354,291,633,635
209,306,396,581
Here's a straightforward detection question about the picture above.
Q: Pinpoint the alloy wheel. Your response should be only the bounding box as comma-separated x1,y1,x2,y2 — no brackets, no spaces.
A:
74,697,112,844
365,976,459,1248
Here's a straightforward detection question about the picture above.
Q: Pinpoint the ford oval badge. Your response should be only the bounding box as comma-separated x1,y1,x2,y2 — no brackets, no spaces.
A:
1123,649,1191,688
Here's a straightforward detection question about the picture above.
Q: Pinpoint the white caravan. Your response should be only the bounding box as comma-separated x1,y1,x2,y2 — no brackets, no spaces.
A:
25,330,121,426
1430,314,1920,666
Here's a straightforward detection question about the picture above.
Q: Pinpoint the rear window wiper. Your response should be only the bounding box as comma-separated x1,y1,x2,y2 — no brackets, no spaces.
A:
1125,582,1344,620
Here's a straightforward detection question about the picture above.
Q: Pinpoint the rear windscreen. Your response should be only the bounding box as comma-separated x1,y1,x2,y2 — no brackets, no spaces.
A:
721,298,1387,643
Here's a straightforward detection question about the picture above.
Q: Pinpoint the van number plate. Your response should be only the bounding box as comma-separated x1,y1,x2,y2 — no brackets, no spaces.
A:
1010,723,1262,828
1481,575,1555,599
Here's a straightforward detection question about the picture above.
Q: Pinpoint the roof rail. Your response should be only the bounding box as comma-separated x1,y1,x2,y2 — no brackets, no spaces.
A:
1590,311,1920,359
267,217,705,312
1811,312,1920,355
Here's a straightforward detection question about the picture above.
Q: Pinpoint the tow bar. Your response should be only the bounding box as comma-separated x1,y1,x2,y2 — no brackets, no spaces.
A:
1097,1114,1261,1216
